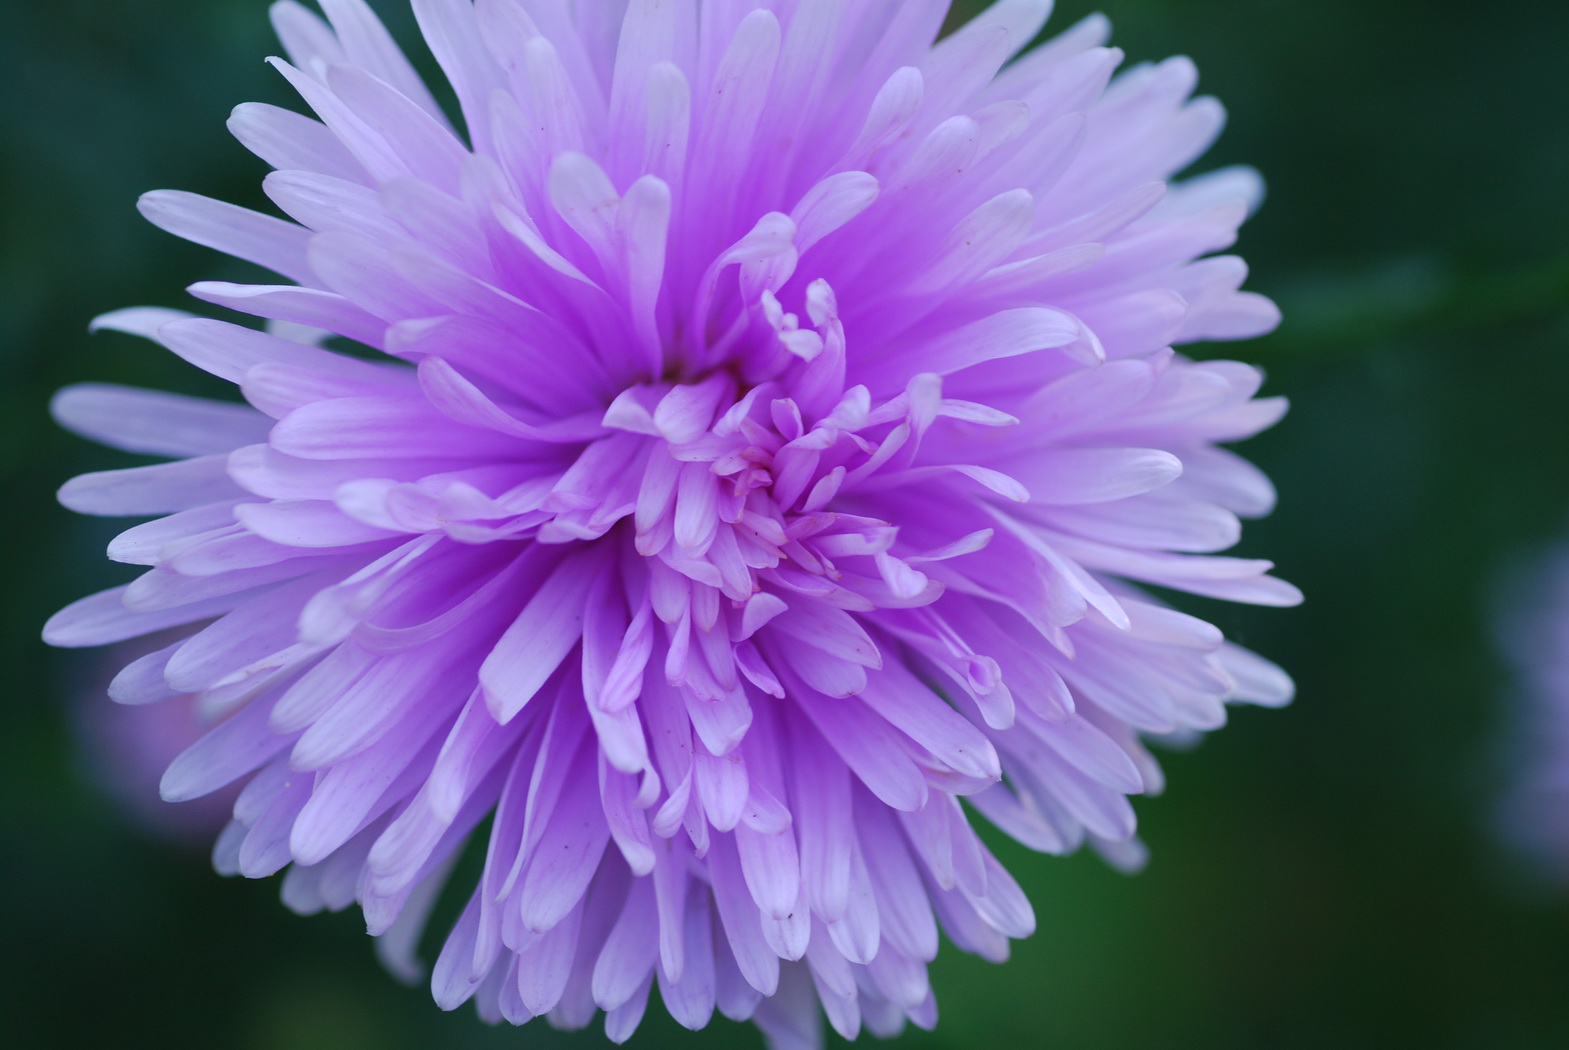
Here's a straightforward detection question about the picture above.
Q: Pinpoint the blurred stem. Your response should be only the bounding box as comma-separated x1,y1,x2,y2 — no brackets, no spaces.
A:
1261,253,1569,359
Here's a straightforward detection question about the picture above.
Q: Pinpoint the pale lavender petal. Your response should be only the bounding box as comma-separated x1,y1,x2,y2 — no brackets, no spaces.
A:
53,385,271,458
138,190,316,285
227,102,369,183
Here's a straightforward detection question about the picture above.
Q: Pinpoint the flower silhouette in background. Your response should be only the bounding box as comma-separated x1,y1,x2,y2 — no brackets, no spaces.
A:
1496,543,1569,880
71,633,241,846
45,0,1299,1044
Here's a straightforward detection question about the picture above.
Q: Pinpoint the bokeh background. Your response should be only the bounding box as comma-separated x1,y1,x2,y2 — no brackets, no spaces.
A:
4,1,1568,1047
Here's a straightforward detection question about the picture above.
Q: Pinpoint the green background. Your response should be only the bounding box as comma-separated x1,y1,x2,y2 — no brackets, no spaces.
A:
4,1,1568,1047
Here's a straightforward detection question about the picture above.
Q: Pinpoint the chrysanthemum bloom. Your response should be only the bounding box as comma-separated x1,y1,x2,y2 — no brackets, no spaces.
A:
1496,543,1569,878
46,0,1298,1044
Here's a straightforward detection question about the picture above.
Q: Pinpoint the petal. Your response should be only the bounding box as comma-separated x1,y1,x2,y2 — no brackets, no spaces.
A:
53,385,271,458
138,190,316,285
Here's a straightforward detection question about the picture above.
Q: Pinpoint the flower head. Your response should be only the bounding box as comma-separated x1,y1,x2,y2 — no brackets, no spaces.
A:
72,636,239,845
47,0,1298,1044
1496,543,1569,879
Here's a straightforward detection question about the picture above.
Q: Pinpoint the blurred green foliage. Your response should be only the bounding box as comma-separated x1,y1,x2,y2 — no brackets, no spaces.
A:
2,1,1567,1047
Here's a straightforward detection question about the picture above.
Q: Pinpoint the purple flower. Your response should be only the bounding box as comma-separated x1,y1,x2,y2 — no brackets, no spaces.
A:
72,634,239,845
1496,544,1569,879
46,0,1299,1044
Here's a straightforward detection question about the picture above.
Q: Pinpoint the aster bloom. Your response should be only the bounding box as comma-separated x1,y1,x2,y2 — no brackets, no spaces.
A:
1496,543,1569,877
46,0,1298,1044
